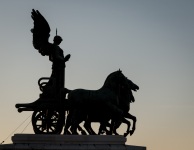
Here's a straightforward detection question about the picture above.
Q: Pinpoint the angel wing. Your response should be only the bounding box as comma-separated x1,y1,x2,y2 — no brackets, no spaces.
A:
31,9,52,56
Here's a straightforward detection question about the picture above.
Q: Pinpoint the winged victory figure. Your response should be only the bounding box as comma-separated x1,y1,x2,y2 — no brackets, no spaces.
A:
31,9,71,99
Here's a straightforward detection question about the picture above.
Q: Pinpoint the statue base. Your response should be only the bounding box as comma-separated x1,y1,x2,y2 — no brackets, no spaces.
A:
0,134,146,150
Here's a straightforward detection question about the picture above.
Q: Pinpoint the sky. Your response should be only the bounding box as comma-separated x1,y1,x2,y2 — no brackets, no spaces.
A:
0,0,194,150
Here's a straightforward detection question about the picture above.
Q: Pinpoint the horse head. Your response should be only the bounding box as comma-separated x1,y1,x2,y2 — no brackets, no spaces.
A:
103,70,126,90
103,70,135,92
126,79,139,92
122,79,139,103
113,70,139,103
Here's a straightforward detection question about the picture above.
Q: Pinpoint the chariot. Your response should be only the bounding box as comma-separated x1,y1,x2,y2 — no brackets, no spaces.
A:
16,75,68,134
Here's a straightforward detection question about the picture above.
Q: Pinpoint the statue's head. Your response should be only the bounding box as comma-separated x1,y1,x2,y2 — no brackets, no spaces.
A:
53,35,63,45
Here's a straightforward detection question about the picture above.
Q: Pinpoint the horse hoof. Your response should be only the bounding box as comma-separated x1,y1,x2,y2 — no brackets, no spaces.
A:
106,131,112,135
81,131,87,135
129,130,134,136
124,132,129,137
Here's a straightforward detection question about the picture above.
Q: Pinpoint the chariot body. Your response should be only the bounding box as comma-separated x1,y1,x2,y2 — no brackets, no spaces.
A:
16,76,68,134
15,10,139,136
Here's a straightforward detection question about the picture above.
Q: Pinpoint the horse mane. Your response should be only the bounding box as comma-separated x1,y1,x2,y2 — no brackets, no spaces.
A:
103,70,122,87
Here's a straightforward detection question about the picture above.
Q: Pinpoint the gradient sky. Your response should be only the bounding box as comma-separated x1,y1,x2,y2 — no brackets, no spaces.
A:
0,1,194,150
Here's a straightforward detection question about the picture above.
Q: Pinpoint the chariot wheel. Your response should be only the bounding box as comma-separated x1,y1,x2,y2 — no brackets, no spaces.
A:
32,107,65,134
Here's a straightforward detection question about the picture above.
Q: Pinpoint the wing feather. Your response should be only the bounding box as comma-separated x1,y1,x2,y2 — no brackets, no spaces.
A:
31,9,52,56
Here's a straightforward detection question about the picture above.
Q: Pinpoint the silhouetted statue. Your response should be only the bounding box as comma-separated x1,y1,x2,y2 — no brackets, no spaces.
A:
15,9,139,136
31,9,70,99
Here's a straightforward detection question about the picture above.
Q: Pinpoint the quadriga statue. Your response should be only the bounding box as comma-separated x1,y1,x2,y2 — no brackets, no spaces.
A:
15,10,139,136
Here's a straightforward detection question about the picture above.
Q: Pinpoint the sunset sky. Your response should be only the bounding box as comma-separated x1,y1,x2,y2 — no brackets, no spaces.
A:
0,1,194,150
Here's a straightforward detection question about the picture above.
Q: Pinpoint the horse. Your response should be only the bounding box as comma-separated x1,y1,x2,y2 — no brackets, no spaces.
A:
111,80,139,136
83,78,139,136
63,70,137,135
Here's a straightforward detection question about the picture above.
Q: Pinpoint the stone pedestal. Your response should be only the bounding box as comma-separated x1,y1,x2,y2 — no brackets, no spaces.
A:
0,134,146,150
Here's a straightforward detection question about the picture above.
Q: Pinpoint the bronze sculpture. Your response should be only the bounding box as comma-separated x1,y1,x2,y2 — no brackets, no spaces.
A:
15,9,139,136
31,9,70,100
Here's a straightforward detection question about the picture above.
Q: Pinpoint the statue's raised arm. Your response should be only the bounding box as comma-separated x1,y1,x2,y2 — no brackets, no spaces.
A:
31,9,52,56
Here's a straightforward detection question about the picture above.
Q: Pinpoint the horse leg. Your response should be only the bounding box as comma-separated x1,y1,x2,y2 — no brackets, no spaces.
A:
63,111,72,134
77,125,87,135
112,121,122,135
98,121,110,135
84,120,96,135
70,124,79,134
70,116,82,135
109,119,117,135
122,118,131,137
125,113,136,135
105,102,123,135
98,123,105,135
68,110,82,135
